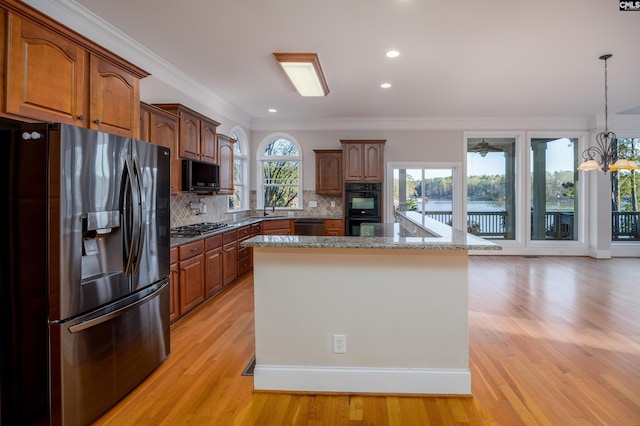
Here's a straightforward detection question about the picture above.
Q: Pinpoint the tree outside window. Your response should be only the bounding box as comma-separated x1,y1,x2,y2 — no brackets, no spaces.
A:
260,137,301,209
611,138,640,241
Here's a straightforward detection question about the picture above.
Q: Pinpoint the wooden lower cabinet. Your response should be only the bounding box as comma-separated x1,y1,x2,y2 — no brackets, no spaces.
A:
204,235,223,298
222,230,238,286
262,219,293,235
236,225,252,277
324,219,344,236
178,240,205,315
169,247,180,323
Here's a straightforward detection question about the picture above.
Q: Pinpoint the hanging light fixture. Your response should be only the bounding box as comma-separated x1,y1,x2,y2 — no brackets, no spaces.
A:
577,54,639,173
469,139,503,157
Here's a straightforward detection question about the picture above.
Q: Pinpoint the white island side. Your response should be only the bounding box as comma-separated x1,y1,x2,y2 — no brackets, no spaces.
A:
241,213,500,395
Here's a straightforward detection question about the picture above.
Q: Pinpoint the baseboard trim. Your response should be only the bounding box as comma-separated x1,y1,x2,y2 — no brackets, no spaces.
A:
253,365,471,395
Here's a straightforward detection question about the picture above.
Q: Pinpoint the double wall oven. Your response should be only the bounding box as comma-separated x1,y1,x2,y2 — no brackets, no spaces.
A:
344,182,382,236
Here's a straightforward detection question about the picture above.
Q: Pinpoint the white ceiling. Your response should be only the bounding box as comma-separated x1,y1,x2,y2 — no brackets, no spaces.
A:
27,0,640,128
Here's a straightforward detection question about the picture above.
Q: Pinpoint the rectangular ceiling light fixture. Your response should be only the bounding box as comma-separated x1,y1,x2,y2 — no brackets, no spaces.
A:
273,52,329,97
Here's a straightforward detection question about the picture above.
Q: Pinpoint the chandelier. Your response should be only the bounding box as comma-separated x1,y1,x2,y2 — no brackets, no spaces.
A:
577,54,639,173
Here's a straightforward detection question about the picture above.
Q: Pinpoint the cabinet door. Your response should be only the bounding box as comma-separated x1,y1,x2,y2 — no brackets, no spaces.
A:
178,254,205,315
179,109,201,160
150,109,180,195
314,150,342,194
169,261,180,322
363,143,384,181
200,119,218,164
205,247,223,298
222,242,237,286
342,143,364,182
89,55,139,137
341,140,385,182
217,134,235,195
5,13,86,125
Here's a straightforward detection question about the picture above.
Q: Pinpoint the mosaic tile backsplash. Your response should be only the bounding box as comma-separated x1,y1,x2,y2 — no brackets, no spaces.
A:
170,190,343,228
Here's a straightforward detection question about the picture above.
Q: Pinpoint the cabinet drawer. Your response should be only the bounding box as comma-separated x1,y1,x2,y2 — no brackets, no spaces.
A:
205,234,222,251
324,219,343,228
223,230,237,245
237,225,251,240
238,257,251,276
238,246,251,261
170,247,178,264
178,240,204,260
251,223,262,235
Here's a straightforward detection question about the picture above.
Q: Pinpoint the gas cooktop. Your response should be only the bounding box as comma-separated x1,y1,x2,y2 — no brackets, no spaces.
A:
170,222,229,237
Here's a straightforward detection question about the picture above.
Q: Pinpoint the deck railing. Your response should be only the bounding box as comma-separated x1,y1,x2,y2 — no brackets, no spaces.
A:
419,210,640,241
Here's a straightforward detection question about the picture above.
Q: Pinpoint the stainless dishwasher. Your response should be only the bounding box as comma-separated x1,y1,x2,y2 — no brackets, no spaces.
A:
294,218,325,236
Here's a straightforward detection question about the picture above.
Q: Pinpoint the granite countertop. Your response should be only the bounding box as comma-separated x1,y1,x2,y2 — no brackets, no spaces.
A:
169,215,341,248
241,212,501,251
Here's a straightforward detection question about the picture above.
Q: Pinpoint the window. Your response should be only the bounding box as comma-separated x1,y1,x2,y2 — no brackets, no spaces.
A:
391,164,462,229
611,138,640,241
258,135,302,209
228,127,248,211
530,137,579,241
467,138,516,239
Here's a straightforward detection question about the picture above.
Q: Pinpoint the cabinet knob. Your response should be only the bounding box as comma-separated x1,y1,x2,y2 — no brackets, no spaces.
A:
94,119,101,125
22,131,42,140
77,115,85,121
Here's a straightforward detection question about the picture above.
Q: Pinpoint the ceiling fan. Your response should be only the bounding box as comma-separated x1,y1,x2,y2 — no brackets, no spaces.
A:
469,139,504,157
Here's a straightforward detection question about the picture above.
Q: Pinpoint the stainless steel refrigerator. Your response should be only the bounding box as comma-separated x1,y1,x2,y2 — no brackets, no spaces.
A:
1,121,171,425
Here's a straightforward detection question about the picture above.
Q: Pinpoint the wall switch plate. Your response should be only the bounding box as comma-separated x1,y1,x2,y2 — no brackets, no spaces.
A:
333,334,346,354
309,200,318,207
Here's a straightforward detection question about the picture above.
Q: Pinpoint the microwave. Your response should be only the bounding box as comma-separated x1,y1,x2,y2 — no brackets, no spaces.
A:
181,159,220,192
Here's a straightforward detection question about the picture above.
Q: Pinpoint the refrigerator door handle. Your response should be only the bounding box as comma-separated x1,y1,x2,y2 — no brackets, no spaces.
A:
132,158,145,274
68,281,168,333
123,158,136,276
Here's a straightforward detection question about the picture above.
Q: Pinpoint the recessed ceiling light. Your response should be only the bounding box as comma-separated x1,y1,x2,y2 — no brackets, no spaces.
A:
385,50,400,58
380,83,391,89
268,108,277,113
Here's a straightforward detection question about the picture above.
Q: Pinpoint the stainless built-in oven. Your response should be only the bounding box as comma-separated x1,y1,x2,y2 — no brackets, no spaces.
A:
344,182,382,235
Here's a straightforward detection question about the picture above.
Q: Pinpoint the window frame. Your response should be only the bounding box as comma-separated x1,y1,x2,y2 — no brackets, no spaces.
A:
256,133,303,211
227,126,249,212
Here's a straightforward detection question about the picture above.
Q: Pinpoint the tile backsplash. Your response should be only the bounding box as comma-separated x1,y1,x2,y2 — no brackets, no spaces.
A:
170,190,343,228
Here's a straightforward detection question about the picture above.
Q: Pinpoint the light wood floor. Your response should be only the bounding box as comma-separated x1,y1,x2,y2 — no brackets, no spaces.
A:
94,256,640,425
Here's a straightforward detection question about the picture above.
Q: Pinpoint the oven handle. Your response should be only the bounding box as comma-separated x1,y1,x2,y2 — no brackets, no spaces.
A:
68,281,167,333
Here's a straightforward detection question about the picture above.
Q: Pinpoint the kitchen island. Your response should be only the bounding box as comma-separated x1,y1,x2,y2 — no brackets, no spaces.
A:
241,213,500,395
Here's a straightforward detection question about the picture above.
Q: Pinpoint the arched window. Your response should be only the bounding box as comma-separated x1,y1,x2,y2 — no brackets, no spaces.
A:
258,134,302,210
229,127,248,211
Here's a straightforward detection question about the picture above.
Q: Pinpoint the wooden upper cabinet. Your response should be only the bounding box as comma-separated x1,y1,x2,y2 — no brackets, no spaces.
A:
341,140,386,182
201,119,218,163
314,149,342,195
89,55,140,137
5,13,86,126
153,104,220,163
3,11,147,136
216,134,235,195
140,102,180,194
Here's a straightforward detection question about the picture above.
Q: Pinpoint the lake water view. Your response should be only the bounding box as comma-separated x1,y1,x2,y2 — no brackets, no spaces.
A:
414,200,575,212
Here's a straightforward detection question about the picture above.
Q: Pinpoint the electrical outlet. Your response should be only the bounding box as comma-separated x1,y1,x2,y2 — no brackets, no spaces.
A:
333,334,346,354
331,201,336,208
309,200,318,207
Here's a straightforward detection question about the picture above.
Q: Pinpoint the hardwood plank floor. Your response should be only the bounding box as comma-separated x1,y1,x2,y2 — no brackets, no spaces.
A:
94,256,640,425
